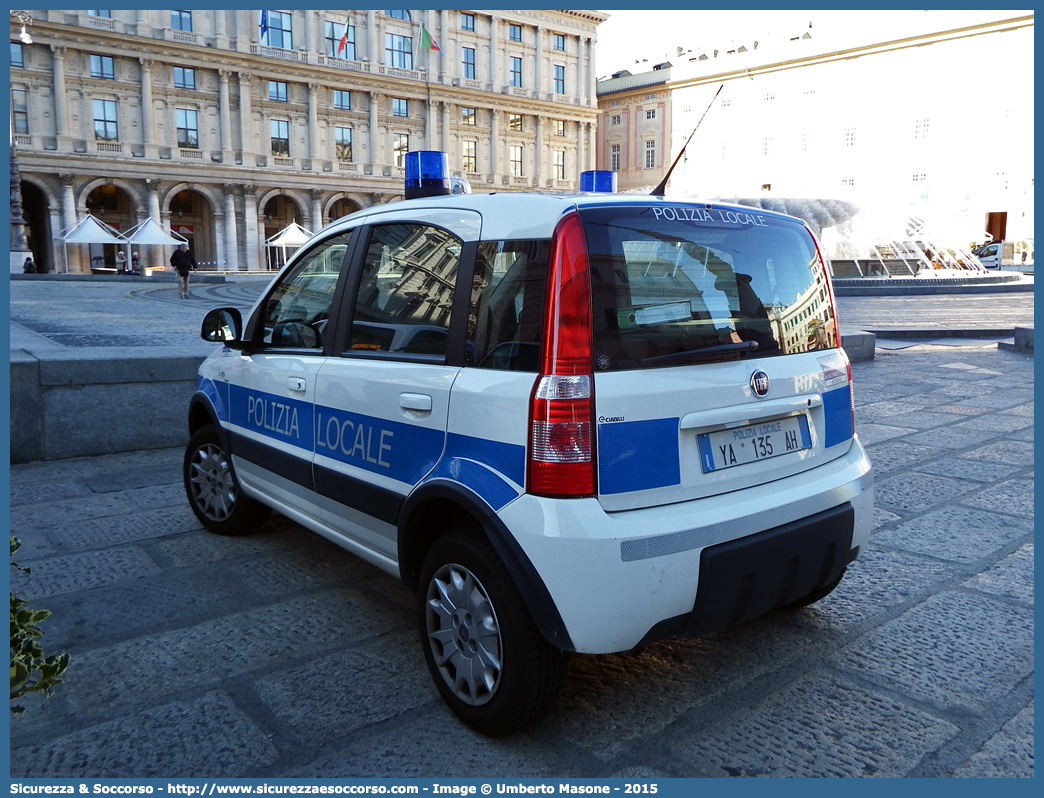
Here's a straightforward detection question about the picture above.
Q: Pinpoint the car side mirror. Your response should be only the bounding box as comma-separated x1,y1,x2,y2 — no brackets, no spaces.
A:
201,307,245,348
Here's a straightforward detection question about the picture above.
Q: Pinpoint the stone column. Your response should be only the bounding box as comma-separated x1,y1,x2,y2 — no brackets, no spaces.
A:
223,184,239,270
441,102,451,156
588,122,596,172
135,10,150,37
439,9,450,84
310,188,323,230
488,16,499,91
489,109,499,182
583,37,593,106
368,92,381,174
238,73,254,163
426,99,437,150
578,36,587,106
144,178,163,272
218,70,234,163
367,10,378,64
50,46,70,144
535,115,544,187
307,82,320,169
60,174,79,272
214,9,229,49
534,26,544,98
426,10,439,82
578,122,586,175
243,184,261,271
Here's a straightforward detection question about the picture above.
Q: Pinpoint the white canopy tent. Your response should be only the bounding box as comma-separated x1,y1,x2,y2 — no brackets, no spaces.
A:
264,220,312,270
124,217,189,246
54,214,127,273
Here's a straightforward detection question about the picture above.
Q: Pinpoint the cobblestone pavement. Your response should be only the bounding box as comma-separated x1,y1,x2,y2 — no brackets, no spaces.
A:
8,340,1033,778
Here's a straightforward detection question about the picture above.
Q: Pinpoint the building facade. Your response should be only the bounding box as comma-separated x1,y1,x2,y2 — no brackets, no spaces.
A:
10,9,607,273
595,63,673,193
595,13,1034,255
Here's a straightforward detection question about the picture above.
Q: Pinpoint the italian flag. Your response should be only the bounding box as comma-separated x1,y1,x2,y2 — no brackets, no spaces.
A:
337,17,350,55
421,25,442,54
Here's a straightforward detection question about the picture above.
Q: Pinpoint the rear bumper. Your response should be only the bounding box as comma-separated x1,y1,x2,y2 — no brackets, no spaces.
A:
498,438,873,653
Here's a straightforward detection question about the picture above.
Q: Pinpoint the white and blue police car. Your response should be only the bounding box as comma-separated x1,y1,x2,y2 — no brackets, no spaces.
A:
185,153,873,734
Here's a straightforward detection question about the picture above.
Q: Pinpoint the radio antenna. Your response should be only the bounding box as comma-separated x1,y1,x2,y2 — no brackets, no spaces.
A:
650,84,723,197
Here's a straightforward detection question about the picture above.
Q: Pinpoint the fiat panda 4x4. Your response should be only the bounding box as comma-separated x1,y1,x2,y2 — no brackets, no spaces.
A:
185,179,873,735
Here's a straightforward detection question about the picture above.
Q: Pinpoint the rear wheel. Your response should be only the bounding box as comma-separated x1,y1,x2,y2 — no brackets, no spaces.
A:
418,528,567,735
184,424,270,535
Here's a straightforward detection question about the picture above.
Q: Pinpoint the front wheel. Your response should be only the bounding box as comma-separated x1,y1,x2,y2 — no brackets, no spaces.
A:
184,424,270,535
418,528,567,735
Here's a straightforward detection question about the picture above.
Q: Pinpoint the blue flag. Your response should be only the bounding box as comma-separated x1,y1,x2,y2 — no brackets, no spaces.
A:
260,10,268,41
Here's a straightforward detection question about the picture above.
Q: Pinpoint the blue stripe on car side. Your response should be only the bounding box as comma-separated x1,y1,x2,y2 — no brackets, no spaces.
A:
822,385,854,448
445,432,526,487
197,376,229,422
229,384,314,451
426,458,520,511
422,433,527,510
598,417,681,495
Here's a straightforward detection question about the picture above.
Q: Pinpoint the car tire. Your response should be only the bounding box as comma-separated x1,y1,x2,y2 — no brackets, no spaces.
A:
184,424,270,535
783,567,847,609
418,527,568,735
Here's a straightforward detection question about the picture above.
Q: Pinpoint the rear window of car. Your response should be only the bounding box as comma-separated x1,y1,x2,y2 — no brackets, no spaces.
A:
579,204,838,371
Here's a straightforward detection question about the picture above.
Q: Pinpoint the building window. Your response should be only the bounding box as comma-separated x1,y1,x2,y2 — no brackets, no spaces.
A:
553,64,565,94
461,107,476,126
92,98,118,141
645,93,656,100
553,150,565,180
11,42,23,68
90,54,115,79
86,10,111,18
764,92,775,101
553,119,565,136
915,117,930,140
912,173,926,183
610,143,620,171
762,136,773,156
645,140,655,169
176,108,198,149
646,109,656,120
462,139,477,172
11,89,29,135
610,99,620,106
386,33,413,69
509,56,522,88
385,10,410,20
844,127,856,147
461,13,474,31
392,98,408,117
270,119,289,156
553,33,565,51
393,132,409,167
269,81,288,102
721,98,732,108
610,115,621,126
335,126,352,161
170,10,192,31
325,20,355,59
462,47,476,80
508,113,523,131
509,24,522,42
841,178,855,187
264,10,293,50
333,89,350,110
509,145,523,176
173,67,195,90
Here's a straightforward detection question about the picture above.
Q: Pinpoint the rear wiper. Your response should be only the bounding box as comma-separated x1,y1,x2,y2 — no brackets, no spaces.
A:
641,340,758,365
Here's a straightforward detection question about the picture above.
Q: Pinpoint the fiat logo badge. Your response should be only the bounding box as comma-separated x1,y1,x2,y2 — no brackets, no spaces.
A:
750,370,770,397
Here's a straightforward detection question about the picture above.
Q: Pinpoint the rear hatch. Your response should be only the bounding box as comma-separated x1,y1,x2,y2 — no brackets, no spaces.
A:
577,202,854,512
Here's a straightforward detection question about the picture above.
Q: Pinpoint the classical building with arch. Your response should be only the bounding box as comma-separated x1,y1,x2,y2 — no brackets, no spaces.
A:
10,9,607,273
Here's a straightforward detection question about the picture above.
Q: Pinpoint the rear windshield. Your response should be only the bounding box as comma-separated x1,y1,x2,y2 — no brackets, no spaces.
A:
579,204,837,371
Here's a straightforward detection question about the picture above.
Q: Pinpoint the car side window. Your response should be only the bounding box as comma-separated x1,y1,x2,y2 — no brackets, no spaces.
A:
468,240,549,371
346,223,461,359
260,230,353,349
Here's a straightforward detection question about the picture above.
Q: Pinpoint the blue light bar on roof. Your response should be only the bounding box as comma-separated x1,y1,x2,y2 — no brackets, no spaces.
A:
580,170,617,193
405,151,451,199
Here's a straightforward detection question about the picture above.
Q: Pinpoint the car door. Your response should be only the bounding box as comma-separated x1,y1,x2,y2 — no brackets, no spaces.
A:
311,211,481,560
222,228,355,519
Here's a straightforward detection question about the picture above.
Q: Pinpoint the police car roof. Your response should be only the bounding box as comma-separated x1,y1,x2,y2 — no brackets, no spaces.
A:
327,192,804,243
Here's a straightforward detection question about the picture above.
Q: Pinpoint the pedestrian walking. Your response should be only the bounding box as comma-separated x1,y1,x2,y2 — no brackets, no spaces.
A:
170,243,196,299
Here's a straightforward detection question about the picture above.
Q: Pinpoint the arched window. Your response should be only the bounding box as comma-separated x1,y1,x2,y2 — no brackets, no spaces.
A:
385,10,410,21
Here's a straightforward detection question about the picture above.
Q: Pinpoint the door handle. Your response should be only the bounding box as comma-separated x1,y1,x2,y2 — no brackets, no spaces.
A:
400,393,432,412
287,377,307,392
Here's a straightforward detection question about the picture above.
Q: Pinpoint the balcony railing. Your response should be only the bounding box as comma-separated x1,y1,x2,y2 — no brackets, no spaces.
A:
179,148,203,159
87,15,116,31
250,44,301,62
13,134,32,146
377,65,423,81
95,141,123,153
171,30,197,45
337,162,358,172
317,56,369,73
273,157,295,167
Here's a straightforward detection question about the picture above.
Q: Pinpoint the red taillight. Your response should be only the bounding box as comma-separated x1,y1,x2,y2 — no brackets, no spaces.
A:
528,213,596,498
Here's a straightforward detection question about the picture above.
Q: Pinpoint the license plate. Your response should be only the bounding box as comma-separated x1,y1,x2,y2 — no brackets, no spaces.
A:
697,415,811,473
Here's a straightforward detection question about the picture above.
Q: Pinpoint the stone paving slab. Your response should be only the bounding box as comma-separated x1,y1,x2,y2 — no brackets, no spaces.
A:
8,343,1034,779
